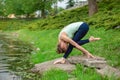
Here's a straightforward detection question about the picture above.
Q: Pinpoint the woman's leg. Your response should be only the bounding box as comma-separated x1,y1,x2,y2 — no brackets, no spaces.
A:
77,39,89,45
63,23,89,58
78,36,101,45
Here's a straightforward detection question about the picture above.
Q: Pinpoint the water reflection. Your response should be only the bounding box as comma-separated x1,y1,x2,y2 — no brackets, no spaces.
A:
0,33,32,80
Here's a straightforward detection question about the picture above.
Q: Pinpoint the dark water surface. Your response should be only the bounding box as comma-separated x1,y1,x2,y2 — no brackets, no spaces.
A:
0,33,32,80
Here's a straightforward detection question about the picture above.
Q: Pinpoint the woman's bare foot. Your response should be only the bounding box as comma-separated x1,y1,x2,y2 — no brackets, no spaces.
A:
89,36,101,42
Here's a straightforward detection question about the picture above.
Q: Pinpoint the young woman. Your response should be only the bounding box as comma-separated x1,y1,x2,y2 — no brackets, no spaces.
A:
54,22,100,64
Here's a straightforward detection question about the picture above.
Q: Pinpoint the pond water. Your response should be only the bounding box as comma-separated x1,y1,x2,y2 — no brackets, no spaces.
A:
0,33,32,80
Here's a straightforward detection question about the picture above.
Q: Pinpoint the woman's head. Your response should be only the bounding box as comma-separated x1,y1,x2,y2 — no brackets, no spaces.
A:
56,41,68,54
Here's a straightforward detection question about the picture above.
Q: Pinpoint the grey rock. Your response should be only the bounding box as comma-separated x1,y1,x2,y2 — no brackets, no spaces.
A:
68,56,106,69
31,58,76,74
96,65,120,79
31,56,120,79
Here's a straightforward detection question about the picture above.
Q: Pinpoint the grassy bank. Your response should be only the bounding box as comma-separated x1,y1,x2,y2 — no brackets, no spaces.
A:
16,28,120,67
0,0,119,79
15,27,120,80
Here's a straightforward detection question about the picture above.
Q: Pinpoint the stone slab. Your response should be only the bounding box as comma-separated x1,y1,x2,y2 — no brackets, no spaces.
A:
96,65,120,79
68,56,107,69
31,58,76,73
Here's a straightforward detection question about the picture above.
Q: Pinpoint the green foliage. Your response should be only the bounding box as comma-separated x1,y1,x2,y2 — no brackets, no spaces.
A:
4,0,24,15
0,0,4,15
7,0,119,30
87,10,120,29
0,0,119,30
21,0,37,14
2,0,58,17
23,6,88,30
4,0,39,15
87,0,120,29
0,19,32,31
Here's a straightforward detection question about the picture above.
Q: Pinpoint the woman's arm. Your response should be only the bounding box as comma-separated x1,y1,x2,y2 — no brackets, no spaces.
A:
60,33,94,58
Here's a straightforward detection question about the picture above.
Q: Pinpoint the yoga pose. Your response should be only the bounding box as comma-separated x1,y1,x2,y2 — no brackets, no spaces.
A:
54,22,100,64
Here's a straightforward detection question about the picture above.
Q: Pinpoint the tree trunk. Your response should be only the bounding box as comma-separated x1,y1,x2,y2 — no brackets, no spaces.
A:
54,2,58,14
41,9,46,18
26,13,30,18
41,0,46,18
88,0,98,16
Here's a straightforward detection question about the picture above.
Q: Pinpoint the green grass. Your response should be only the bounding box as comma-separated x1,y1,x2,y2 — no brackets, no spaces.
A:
15,27,120,80
72,64,118,80
73,64,106,80
0,0,120,79
16,28,120,68
41,69,68,80
16,29,61,63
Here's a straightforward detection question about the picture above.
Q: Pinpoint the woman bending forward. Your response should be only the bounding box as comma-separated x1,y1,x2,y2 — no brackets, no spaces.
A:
54,22,100,64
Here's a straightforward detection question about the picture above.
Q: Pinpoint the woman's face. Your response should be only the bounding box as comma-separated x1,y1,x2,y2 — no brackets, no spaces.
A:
60,41,68,52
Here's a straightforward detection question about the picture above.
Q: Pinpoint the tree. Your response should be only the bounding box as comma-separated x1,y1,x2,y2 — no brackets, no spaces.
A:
36,0,64,17
4,0,24,16
21,0,37,18
66,0,75,9
0,0,4,16
88,0,98,16
32,0,62,18
51,0,64,15
3,0,63,18
4,0,52,18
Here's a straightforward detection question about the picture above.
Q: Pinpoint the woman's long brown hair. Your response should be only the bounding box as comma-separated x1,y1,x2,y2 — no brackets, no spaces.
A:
56,43,65,54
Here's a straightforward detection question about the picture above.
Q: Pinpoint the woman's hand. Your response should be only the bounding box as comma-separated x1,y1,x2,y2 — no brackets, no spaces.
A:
53,57,66,64
84,52,95,58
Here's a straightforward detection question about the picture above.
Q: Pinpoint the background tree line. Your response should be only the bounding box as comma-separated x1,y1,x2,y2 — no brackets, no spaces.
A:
0,0,98,18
